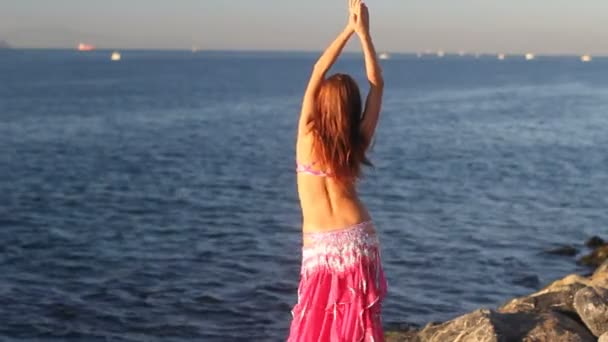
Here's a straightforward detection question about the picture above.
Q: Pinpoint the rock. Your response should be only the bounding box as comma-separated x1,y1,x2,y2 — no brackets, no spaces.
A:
587,236,606,249
597,261,608,273
545,245,579,257
592,261,608,288
498,281,586,317
386,237,608,342
499,273,592,317
414,309,500,342
573,286,608,337
520,311,596,342
536,274,592,294
579,245,608,267
594,261,608,279
386,309,595,342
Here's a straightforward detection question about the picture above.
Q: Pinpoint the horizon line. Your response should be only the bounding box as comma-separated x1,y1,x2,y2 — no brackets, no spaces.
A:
4,47,608,58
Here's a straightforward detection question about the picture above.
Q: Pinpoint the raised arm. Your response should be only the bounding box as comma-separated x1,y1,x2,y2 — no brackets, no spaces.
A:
356,4,384,149
298,0,360,134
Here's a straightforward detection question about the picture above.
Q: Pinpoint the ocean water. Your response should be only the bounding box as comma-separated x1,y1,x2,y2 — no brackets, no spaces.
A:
1,49,607,341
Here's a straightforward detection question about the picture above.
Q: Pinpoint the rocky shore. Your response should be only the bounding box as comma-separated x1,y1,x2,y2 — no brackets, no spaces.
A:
387,237,608,342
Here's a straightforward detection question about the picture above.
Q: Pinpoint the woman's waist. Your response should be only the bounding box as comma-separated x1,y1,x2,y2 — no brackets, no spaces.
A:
298,186,363,215
300,199,370,231
300,221,381,271
302,213,373,242
302,220,378,251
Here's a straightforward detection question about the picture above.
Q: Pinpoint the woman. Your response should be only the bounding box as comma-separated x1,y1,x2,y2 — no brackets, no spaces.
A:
288,0,386,341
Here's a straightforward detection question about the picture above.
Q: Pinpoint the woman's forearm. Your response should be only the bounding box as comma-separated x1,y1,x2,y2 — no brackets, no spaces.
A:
359,32,384,86
314,27,354,74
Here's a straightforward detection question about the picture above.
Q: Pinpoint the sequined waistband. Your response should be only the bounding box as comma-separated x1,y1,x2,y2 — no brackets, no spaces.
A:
303,221,376,248
301,222,380,274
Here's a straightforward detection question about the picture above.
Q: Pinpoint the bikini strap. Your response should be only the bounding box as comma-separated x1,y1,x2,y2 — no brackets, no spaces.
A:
296,161,331,177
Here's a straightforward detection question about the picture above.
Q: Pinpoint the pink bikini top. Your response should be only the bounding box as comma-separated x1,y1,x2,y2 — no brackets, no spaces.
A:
296,161,331,177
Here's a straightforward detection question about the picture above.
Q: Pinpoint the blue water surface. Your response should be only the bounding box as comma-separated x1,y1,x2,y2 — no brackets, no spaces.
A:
1,49,607,341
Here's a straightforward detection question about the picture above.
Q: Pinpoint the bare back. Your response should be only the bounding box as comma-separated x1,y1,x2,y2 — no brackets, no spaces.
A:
296,131,372,236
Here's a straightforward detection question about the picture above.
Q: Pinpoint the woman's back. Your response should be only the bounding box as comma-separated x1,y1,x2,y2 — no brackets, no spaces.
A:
296,132,371,235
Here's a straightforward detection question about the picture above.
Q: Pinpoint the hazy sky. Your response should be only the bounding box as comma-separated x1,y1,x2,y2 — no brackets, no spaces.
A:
1,0,607,54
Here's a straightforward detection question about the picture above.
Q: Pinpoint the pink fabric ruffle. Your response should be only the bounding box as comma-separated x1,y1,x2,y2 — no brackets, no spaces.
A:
287,222,387,342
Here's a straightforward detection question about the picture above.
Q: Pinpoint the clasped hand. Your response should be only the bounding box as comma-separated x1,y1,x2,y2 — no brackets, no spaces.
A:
347,0,370,35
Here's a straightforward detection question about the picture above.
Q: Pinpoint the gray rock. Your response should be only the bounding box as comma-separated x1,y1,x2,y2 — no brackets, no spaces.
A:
599,332,608,342
386,309,595,342
573,286,608,337
579,244,608,267
499,281,586,316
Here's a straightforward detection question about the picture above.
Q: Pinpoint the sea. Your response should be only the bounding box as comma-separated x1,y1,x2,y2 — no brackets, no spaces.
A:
0,49,607,341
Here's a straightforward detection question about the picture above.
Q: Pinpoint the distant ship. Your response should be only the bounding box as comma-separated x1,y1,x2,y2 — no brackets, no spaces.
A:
581,54,592,63
111,51,121,61
436,50,445,58
525,53,535,61
77,43,95,51
498,53,506,60
378,52,391,60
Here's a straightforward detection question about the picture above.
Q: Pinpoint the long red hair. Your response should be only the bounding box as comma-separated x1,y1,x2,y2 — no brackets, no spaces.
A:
312,73,371,184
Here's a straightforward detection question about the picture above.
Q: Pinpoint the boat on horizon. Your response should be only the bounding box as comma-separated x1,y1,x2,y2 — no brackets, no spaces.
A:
525,53,535,61
77,43,95,52
498,53,506,60
111,51,121,61
581,54,592,63
379,52,391,60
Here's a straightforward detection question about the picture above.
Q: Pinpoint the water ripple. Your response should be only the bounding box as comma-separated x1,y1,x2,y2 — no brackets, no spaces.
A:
1,51,607,341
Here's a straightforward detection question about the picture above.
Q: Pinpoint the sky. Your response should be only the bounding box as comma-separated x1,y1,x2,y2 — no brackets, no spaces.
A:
1,0,607,55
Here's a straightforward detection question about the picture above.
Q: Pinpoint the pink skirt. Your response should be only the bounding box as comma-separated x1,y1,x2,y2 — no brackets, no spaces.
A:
287,221,387,342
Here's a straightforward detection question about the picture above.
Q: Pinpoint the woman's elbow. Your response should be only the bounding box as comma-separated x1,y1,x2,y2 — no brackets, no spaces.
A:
369,76,384,88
